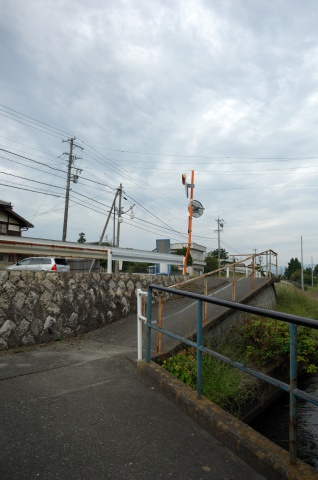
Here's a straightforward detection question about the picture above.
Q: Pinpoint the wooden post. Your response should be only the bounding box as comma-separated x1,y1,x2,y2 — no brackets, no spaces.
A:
203,276,207,325
252,255,255,290
232,265,236,301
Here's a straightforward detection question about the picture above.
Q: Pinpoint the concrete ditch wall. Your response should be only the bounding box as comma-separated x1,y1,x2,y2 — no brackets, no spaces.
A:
204,282,277,348
0,271,186,350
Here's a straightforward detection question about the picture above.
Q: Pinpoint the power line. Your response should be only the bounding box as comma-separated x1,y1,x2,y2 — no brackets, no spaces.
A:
0,105,73,138
0,112,63,140
1,149,115,191
86,144,318,161
0,182,63,198
0,170,66,190
124,192,187,238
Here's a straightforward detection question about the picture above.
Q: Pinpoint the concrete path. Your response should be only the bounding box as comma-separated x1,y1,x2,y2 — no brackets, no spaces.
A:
0,278,268,479
148,276,272,355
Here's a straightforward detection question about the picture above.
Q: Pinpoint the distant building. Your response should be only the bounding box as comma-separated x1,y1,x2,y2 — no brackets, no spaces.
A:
171,242,206,276
0,200,34,266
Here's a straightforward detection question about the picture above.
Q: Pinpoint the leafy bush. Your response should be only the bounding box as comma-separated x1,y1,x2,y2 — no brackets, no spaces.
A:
242,317,318,373
162,347,197,386
161,346,252,414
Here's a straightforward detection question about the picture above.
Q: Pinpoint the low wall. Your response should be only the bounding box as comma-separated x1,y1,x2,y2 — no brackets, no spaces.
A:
204,282,277,348
0,271,186,350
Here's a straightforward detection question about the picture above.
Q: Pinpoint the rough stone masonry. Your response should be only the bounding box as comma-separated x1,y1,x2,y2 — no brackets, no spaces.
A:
0,271,185,350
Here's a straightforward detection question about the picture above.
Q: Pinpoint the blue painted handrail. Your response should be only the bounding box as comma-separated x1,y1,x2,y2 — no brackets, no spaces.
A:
144,284,318,465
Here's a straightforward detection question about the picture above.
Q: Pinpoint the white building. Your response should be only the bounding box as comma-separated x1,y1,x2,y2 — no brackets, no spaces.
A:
171,242,206,276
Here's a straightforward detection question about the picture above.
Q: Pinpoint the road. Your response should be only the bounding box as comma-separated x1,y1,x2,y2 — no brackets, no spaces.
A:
0,280,267,480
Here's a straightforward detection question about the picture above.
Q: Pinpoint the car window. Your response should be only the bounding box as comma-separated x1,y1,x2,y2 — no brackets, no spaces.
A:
18,259,31,265
30,258,41,265
42,258,52,265
55,258,68,266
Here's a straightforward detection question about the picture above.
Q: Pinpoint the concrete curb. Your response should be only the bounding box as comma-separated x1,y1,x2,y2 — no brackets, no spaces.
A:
137,360,318,480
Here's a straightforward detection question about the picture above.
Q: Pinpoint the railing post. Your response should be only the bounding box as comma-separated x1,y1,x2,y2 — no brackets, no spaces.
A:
157,292,163,353
252,256,255,290
276,253,278,277
137,289,143,360
289,323,298,464
145,288,153,363
197,300,203,399
232,265,236,301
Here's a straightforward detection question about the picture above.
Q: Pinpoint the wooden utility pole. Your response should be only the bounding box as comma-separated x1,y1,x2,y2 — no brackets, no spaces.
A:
115,184,123,273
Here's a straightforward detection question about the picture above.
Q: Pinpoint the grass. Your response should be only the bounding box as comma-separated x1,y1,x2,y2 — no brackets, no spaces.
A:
160,283,318,416
242,284,318,374
276,283,318,318
161,338,257,417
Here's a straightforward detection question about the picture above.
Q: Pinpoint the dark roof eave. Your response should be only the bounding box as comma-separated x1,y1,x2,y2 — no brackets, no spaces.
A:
8,210,34,228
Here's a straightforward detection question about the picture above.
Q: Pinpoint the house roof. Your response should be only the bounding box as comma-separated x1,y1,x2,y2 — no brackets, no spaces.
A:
0,200,34,229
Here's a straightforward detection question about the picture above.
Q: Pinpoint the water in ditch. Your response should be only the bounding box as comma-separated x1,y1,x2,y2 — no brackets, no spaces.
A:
249,373,318,470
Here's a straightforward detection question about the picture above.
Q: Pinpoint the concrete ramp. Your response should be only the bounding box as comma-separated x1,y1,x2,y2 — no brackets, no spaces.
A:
148,276,276,357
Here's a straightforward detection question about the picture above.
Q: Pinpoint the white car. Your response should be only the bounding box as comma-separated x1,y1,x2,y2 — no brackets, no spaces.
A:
6,257,70,272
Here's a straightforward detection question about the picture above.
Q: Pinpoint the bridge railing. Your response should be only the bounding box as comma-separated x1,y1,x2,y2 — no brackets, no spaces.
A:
170,249,278,304
143,284,318,466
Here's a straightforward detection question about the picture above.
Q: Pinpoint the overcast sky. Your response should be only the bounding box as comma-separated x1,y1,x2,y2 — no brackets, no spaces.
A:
1,0,318,272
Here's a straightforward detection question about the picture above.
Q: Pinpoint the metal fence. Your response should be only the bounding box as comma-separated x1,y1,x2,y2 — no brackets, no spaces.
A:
142,284,318,465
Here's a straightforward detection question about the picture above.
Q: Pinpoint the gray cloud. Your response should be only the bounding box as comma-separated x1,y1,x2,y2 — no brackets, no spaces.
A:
1,0,318,270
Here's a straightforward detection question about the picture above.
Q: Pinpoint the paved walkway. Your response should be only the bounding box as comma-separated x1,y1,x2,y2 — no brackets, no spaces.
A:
148,276,272,355
0,277,271,479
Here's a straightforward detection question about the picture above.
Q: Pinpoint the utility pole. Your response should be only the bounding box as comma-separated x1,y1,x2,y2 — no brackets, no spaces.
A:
62,137,83,241
216,216,224,274
116,184,123,248
115,184,123,273
89,189,119,273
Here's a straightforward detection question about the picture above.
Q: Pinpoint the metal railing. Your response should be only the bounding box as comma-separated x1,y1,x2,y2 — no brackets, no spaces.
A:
170,249,278,302
143,284,318,465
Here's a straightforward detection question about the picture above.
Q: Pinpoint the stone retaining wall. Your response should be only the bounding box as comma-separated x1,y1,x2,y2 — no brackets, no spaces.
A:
0,271,186,350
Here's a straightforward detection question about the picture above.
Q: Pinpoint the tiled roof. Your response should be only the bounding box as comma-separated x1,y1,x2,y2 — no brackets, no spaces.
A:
0,200,12,208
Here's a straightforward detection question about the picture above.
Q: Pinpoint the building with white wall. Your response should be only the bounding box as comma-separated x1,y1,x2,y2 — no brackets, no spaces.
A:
171,242,206,276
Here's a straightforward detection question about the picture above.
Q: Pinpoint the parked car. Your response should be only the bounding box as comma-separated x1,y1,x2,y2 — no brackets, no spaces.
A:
6,257,70,272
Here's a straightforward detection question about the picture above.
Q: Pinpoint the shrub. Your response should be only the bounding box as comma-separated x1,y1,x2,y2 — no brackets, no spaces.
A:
242,316,318,373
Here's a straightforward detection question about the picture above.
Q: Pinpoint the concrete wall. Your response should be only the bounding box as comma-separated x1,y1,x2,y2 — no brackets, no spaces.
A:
204,282,277,348
0,271,186,350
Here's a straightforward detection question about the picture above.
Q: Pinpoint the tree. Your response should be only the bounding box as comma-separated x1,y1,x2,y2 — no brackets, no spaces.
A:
77,232,86,243
285,258,302,279
175,247,193,266
121,262,150,273
209,248,229,260
204,256,218,273
204,248,229,273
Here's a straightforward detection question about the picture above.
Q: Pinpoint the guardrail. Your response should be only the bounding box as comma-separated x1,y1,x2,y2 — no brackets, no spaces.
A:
142,284,318,465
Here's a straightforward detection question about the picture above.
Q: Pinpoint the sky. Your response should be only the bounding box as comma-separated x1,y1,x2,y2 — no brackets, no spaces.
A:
1,0,318,273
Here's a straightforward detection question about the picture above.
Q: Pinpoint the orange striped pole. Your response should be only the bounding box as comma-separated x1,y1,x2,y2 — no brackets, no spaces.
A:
184,170,194,275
